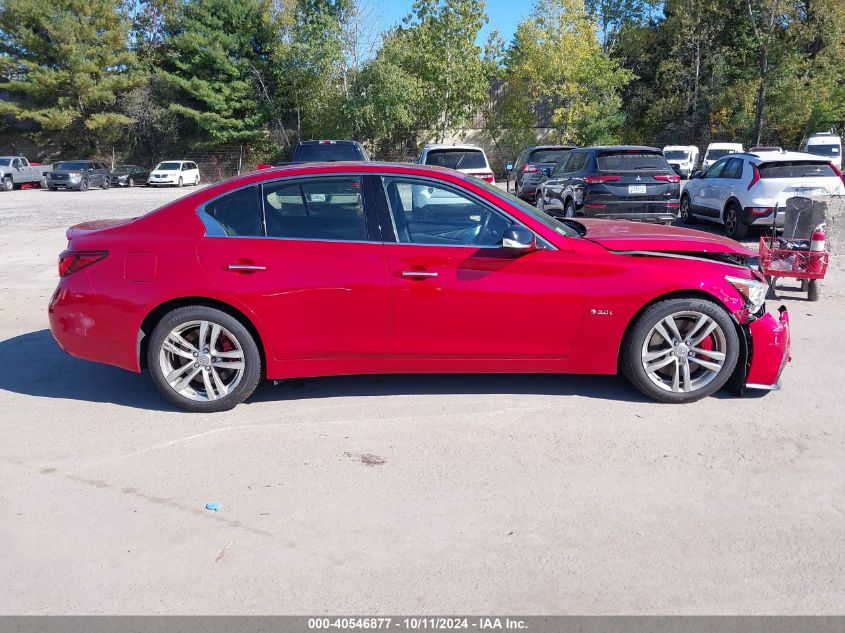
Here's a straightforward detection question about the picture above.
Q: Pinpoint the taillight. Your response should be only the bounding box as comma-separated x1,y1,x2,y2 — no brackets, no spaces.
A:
58,250,107,277
665,202,681,208
522,164,539,173
584,175,622,184
831,163,844,183
654,174,681,183
747,206,774,216
480,173,495,183
747,164,761,190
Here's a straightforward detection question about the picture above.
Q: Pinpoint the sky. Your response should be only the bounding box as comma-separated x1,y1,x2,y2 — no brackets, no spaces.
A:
374,0,524,44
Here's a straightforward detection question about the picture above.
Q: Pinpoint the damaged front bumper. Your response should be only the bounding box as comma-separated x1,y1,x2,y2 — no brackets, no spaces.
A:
730,305,791,393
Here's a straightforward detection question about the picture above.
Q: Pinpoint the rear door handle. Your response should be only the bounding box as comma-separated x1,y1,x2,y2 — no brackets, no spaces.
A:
401,271,438,278
226,263,266,272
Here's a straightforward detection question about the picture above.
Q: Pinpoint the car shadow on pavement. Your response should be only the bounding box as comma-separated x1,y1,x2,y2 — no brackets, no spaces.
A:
0,329,651,409
0,329,178,412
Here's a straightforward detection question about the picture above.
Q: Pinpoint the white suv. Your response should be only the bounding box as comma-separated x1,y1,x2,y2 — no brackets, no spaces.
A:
681,150,845,239
417,144,495,183
148,160,200,187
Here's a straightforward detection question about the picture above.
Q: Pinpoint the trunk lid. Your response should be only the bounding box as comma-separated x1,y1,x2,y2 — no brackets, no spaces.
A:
66,218,136,240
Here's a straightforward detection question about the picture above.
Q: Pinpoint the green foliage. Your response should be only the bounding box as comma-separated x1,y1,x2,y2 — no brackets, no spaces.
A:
0,0,142,156
156,0,272,149
505,0,633,145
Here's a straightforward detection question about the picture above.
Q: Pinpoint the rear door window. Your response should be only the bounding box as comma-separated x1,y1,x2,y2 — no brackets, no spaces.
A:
423,149,487,170
720,158,744,179
759,161,839,178
597,151,670,172
263,177,368,241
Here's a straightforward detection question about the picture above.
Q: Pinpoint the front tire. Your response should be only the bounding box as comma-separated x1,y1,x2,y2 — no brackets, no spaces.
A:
128,177,135,187
724,202,748,240
565,199,576,218
177,177,183,188
535,191,545,212
147,306,262,412
79,178,89,192
102,177,110,190
621,297,739,403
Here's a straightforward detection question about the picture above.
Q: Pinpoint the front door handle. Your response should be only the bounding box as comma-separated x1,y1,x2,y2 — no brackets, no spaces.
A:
401,271,438,279
226,263,266,272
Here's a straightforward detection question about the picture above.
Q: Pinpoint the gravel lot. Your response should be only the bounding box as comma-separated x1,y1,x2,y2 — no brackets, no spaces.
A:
1,186,844,614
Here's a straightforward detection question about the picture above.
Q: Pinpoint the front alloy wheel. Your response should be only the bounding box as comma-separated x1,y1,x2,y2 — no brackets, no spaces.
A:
621,298,739,403
148,306,262,412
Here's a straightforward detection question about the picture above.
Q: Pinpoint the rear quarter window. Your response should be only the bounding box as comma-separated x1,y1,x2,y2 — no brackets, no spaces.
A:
759,162,838,178
597,151,671,172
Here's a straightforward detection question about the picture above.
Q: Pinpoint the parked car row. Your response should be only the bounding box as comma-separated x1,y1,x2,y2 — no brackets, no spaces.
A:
1,158,202,192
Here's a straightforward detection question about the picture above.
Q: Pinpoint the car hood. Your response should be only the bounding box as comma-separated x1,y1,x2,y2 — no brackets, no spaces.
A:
579,219,753,256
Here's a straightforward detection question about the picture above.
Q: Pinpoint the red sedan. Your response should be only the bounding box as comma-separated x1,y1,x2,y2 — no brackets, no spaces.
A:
49,162,790,412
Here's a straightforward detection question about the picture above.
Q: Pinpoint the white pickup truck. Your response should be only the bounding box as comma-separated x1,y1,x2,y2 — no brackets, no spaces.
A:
0,156,52,191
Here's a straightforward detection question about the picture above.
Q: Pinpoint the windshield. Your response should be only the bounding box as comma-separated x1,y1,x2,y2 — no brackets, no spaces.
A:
294,144,362,162
155,162,182,171
424,149,487,170
0,159,10,167
664,150,690,161
705,149,736,160
529,148,572,164
112,165,135,174
597,151,672,172
759,161,838,178
473,178,581,239
55,161,89,171
805,144,840,157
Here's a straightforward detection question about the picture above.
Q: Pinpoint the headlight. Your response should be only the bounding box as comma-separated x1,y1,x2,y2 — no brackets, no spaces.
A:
725,275,767,312
70,173,81,181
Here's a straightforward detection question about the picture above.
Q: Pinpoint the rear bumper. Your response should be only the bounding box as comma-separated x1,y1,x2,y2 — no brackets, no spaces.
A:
581,200,679,223
744,306,790,390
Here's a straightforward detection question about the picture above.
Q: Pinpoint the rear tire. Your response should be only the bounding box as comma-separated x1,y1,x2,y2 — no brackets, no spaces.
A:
680,194,695,224
102,177,110,190
808,279,821,302
147,306,262,412
2,177,12,191
724,202,748,240
621,297,739,403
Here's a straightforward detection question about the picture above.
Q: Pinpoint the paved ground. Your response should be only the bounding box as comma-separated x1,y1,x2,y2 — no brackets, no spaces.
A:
0,186,843,614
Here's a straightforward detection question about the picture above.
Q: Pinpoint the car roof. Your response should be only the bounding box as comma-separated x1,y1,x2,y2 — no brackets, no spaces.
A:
583,145,662,152
706,142,743,149
298,139,361,145
733,150,835,163
528,144,577,150
423,144,486,152
663,145,697,150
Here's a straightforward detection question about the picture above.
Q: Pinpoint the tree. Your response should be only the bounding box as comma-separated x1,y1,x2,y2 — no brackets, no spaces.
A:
585,0,660,51
397,0,491,141
0,0,142,156
156,0,272,149
505,0,633,145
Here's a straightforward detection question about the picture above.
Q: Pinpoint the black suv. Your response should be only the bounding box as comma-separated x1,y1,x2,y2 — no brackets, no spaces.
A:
508,145,576,201
46,160,111,191
535,146,681,223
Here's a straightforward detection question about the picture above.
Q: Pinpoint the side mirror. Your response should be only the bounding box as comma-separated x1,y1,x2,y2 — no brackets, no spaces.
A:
691,170,703,179
506,163,513,171
502,225,536,251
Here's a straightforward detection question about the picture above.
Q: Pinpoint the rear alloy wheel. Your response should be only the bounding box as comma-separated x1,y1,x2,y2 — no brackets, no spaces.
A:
148,306,262,412
621,298,739,403
194,175,200,186
680,194,695,224
565,199,576,218
724,202,748,240
2,177,12,191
